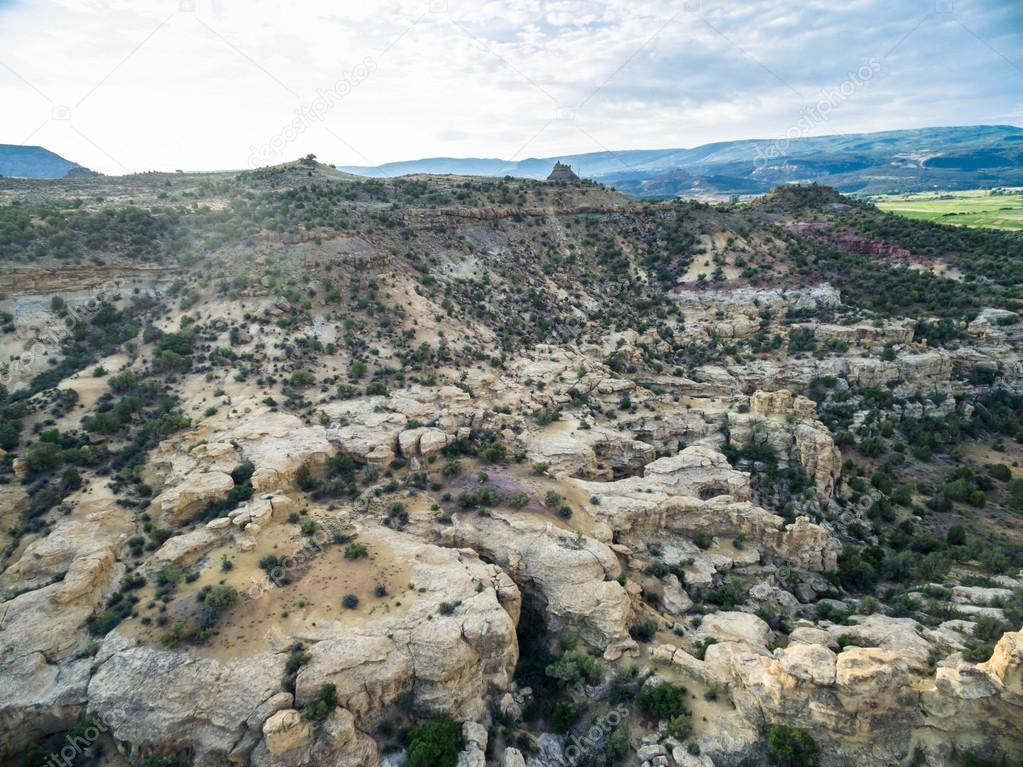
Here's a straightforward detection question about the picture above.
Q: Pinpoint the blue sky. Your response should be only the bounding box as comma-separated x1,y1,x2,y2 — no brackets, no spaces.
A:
0,0,1020,173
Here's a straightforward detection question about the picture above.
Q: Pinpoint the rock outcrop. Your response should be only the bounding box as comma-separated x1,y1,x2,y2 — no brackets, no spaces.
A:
439,510,634,657
293,528,520,724
88,638,288,766
0,550,123,757
728,389,842,497
572,446,839,575
77,527,520,767
148,407,334,524
653,617,1023,767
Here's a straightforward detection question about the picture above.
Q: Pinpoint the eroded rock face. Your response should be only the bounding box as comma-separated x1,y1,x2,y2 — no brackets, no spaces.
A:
398,426,453,458
643,446,752,500
728,390,842,497
157,470,235,524
326,410,407,465
76,526,520,767
0,487,130,591
251,707,376,767
781,517,841,573
572,446,839,575
88,638,287,766
0,483,29,558
967,308,1023,343
526,424,655,480
0,550,122,757
981,627,1023,696
439,510,634,657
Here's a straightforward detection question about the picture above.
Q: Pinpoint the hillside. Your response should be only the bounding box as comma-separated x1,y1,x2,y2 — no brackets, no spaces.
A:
0,144,98,179
340,125,1023,198
0,163,1022,767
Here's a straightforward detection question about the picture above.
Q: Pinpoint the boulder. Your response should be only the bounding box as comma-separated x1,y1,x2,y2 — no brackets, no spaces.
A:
156,469,234,524
263,709,312,754
251,706,377,767
325,410,406,464
526,424,655,480
777,642,837,686
695,612,771,649
398,426,453,458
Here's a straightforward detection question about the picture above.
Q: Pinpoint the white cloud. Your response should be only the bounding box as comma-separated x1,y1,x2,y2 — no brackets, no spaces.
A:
0,0,1019,173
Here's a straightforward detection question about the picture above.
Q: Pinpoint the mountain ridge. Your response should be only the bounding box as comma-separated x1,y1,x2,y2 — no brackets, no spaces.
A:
0,144,98,179
338,124,1023,197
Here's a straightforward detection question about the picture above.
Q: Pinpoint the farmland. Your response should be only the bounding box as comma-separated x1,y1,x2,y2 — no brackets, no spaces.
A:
874,188,1023,230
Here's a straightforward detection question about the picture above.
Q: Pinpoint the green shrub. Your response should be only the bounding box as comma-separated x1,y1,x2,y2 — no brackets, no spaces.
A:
344,543,368,559
301,683,339,721
197,585,237,628
635,682,687,720
551,701,579,733
666,711,693,740
285,644,312,674
630,618,658,642
546,650,602,686
406,717,462,767
988,463,1011,482
296,463,320,491
766,724,819,767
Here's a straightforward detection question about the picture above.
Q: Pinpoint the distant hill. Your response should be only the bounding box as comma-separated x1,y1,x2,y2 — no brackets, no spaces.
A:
339,125,1023,198
0,145,98,179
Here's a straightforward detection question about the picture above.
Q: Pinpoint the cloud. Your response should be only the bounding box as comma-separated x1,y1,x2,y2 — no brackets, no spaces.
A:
0,0,1020,173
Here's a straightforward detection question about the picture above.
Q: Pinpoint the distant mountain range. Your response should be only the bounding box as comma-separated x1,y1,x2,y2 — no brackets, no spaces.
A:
0,145,98,179
339,125,1023,198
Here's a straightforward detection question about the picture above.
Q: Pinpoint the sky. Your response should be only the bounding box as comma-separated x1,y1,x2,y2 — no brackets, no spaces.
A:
0,0,1021,174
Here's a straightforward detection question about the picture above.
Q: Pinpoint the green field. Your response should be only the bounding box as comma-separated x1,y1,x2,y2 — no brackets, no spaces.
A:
873,189,1023,230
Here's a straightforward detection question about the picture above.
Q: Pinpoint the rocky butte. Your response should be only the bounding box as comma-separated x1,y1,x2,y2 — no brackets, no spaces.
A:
546,161,581,182
0,163,1020,767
